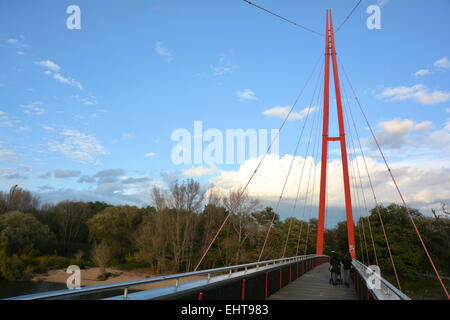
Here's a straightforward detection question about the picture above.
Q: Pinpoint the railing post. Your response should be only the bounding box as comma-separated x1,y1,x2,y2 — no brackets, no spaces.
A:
123,287,128,300
241,279,246,300
265,272,268,299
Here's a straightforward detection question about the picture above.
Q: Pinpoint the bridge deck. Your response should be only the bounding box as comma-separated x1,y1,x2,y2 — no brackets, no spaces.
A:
268,263,358,300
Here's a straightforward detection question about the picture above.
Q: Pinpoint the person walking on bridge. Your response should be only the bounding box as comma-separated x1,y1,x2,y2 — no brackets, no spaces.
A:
342,251,352,286
329,251,341,285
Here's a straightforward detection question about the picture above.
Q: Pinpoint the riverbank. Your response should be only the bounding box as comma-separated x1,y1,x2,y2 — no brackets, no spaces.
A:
31,267,207,291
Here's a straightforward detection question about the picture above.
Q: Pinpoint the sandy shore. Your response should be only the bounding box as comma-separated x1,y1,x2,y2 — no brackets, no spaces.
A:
32,267,207,291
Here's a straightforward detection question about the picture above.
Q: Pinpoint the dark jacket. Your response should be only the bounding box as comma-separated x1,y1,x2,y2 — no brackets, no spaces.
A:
330,254,340,273
342,253,352,270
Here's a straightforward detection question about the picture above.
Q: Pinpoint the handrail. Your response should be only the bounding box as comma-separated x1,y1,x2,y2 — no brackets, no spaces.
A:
352,259,411,300
5,254,320,300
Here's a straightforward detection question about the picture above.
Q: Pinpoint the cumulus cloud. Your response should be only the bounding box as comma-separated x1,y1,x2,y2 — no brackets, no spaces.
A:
413,69,430,76
207,153,450,217
237,89,258,101
434,57,450,69
377,84,450,105
263,106,316,121
372,118,448,154
48,129,107,164
182,165,219,177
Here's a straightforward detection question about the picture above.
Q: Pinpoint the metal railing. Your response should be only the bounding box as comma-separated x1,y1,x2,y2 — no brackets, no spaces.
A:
352,259,411,300
5,254,325,300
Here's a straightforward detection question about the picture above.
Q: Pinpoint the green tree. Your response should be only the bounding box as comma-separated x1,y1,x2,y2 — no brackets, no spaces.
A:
87,205,142,262
0,211,55,256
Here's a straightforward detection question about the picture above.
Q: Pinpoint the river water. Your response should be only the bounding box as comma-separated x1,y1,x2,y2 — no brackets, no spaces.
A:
0,280,134,300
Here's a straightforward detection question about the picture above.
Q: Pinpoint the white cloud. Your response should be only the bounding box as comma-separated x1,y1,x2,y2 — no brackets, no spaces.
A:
263,106,316,121
413,121,434,131
54,169,81,178
144,152,157,158
53,73,83,90
208,153,450,215
378,84,450,105
210,54,238,76
35,60,60,72
20,101,45,116
413,69,430,76
48,129,107,164
427,119,450,153
35,60,83,90
372,118,449,155
237,89,257,101
0,143,17,162
7,35,27,48
73,93,98,105
375,118,414,149
155,41,174,62
182,165,219,177
434,57,450,69
42,125,55,132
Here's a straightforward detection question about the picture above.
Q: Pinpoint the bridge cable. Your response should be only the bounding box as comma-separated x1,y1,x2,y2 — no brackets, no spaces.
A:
295,91,324,256
302,91,324,255
258,60,324,262
343,98,371,265
242,0,324,37
338,57,450,299
341,76,379,266
337,58,402,290
193,53,322,271
281,61,324,258
335,0,363,33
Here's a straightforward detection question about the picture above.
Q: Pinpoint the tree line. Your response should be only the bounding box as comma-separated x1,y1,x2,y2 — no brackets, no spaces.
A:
0,181,448,298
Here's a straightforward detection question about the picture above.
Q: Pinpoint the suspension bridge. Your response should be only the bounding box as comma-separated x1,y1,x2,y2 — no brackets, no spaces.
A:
5,3,449,301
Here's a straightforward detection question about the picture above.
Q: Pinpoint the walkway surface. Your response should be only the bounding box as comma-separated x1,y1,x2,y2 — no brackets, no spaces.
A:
268,263,358,300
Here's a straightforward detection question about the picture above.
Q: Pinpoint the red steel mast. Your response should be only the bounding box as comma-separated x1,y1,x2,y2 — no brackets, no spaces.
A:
316,10,356,258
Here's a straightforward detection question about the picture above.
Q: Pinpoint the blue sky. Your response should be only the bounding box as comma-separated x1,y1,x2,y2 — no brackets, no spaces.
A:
0,0,449,227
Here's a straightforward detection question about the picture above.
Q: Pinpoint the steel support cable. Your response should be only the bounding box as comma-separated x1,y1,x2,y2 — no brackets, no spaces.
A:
346,108,371,265
193,54,322,272
343,102,370,265
281,62,324,258
341,78,378,266
296,94,324,256
338,58,450,299
257,84,318,262
336,58,401,291
242,0,324,37
303,95,324,255
341,87,369,263
259,59,325,262
335,0,363,33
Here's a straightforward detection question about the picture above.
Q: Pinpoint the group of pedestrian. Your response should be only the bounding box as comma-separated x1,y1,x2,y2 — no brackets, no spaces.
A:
329,251,352,286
